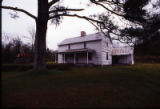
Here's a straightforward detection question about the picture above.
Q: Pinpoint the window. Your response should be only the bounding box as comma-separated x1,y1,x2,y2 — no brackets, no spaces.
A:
106,52,108,60
84,42,86,48
68,44,70,50
88,53,92,60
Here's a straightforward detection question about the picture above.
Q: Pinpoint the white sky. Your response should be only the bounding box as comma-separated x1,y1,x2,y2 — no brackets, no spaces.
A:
2,0,106,50
2,0,159,50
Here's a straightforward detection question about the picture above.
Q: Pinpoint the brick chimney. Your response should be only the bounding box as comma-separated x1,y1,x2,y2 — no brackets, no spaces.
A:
81,31,86,37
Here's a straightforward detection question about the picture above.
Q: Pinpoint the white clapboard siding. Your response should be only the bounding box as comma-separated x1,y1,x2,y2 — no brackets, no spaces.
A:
71,43,84,49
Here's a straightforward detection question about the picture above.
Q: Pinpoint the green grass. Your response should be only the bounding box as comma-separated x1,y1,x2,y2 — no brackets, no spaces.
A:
2,63,160,108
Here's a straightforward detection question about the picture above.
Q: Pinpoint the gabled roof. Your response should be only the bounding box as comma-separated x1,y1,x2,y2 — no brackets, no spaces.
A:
58,32,107,46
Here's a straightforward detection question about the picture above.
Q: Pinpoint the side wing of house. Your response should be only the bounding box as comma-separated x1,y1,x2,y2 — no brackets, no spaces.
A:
112,46,134,65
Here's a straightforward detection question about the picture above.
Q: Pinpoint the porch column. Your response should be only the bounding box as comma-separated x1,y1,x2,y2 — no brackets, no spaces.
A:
63,54,66,64
74,53,76,64
131,54,134,65
87,51,88,64
63,54,64,64
55,53,56,63
64,54,66,64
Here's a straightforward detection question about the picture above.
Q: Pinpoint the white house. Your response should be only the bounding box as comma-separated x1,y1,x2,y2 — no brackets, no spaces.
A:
57,31,134,65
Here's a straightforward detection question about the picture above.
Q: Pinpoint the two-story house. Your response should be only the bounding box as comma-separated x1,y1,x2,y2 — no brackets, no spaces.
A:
57,31,134,65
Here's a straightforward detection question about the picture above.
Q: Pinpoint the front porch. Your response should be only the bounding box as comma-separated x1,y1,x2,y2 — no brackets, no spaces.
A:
58,48,95,64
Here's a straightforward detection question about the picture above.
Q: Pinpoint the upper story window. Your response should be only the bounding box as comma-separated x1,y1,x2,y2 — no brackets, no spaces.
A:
68,44,70,50
84,42,86,48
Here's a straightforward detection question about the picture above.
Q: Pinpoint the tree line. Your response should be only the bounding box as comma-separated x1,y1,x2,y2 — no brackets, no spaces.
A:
2,33,54,64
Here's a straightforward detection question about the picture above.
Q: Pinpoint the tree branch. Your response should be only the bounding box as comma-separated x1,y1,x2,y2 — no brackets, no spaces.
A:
90,0,124,17
49,13,123,39
1,6,37,20
48,0,60,8
49,12,134,45
49,8,84,14
88,20,100,31
49,13,125,43
104,1,124,6
49,14,104,24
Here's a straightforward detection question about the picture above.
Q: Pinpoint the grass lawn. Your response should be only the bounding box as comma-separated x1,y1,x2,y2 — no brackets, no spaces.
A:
2,63,160,108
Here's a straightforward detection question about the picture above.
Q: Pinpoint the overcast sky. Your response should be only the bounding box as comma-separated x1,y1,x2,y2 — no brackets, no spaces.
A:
2,0,159,50
2,0,107,50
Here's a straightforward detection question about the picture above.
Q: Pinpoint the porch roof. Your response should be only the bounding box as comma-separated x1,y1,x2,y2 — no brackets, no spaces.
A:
58,48,95,53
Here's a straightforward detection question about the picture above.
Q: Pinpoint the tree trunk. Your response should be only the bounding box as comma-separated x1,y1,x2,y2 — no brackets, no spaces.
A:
33,0,49,71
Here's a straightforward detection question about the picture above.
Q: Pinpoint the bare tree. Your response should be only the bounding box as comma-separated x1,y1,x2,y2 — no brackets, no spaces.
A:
23,26,36,55
2,32,12,45
25,26,36,62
